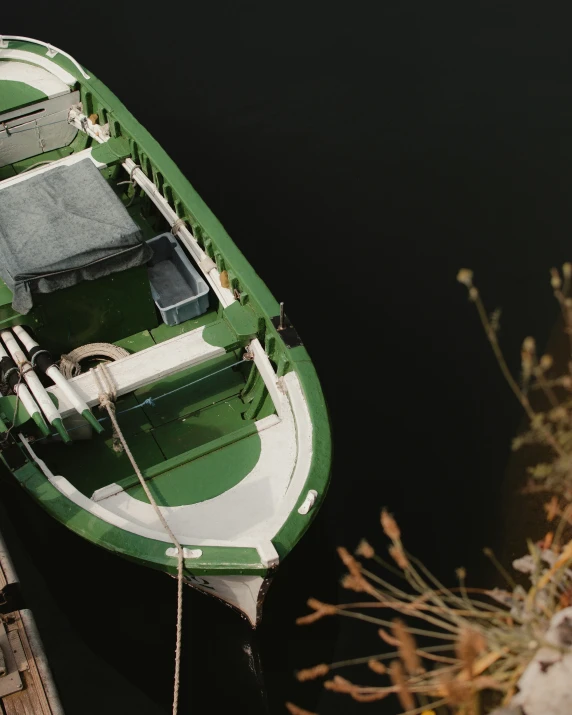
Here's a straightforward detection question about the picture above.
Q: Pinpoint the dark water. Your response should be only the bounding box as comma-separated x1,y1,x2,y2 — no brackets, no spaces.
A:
4,2,572,713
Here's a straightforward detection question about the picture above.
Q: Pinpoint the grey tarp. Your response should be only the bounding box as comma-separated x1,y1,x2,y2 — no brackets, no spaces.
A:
0,158,153,314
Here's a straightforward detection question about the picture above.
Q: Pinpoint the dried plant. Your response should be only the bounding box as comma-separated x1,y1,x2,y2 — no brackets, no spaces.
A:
457,266,572,499
289,506,572,714
288,267,572,714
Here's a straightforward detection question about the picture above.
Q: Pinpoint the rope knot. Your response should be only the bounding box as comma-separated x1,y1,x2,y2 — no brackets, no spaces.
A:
18,360,34,376
98,394,114,410
171,217,186,235
93,364,122,451
141,396,156,408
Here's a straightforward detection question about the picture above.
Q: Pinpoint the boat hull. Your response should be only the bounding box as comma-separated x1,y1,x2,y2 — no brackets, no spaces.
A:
0,37,333,625
184,572,274,626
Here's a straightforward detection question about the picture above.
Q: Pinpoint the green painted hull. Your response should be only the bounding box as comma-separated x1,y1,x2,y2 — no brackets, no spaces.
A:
0,39,331,623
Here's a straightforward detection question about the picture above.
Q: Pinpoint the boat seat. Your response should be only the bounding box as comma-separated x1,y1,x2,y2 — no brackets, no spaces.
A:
46,320,243,419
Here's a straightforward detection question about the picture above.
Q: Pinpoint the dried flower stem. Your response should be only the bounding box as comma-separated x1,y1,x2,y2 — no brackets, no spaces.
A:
372,553,408,578
337,599,510,622
349,582,464,634
333,607,459,640
534,368,560,408
470,286,566,457
552,279,572,368
326,642,457,671
483,547,518,589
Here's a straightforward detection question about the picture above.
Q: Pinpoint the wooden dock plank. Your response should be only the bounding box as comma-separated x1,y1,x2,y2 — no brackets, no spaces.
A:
3,615,52,715
0,530,63,714
3,670,48,715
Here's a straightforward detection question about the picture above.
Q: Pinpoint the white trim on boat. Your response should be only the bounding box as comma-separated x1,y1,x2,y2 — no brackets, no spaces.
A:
0,37,89,80
249,338,285,419
46,324,226,418
0,60,70,99
260,370,314,536
18,432,272,565
67,107,236,308
193,574,265,626
0,48,77,86
18,433,200,544
0,149,104,190
166,547,202,559
298,489,318,515
123,158,236,308
256,541,280,568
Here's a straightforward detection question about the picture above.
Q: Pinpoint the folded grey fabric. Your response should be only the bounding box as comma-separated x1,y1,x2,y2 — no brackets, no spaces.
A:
0,158,152,313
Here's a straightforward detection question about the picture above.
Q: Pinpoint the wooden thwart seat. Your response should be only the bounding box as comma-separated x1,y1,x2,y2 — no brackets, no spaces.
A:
47,322,234,420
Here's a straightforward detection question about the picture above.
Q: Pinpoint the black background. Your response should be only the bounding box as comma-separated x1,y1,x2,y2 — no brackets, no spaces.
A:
2,2,572,713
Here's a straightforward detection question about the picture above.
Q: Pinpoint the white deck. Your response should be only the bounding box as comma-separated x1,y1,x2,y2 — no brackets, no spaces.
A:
0,47,77,85
0,60,70,99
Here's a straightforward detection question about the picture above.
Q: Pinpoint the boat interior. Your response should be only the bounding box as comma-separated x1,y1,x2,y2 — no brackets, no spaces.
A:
0,56,311,564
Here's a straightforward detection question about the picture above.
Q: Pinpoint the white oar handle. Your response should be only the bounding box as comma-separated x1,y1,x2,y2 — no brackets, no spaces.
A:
12,325,38,352
1,331,61,426
10,326,104,435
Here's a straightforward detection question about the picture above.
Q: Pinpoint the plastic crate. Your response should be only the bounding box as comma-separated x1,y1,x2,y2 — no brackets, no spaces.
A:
146,233,209,326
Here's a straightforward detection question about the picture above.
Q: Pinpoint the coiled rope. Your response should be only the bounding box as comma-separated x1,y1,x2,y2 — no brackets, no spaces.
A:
93,363,184,715
60,343,130,379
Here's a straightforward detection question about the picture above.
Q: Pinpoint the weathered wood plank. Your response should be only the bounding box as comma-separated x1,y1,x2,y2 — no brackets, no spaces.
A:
0,528,63,714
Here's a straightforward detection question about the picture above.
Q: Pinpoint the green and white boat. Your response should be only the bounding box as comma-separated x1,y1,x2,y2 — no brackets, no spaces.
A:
0,36,331,625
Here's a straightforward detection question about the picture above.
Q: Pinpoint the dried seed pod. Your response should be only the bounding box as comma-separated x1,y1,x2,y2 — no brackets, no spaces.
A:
522,336,536,354
381,509,401,540
296,664,329,682
368,659,387,674
356,539,375,558
285,703,318,715
389,544,409,570
337,546,362,577
341,574,366,592
324,675,355,693
457,269,474,287
539,354,553,371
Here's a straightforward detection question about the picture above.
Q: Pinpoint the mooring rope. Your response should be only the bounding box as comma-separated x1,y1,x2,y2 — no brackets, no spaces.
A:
93,363,184,715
